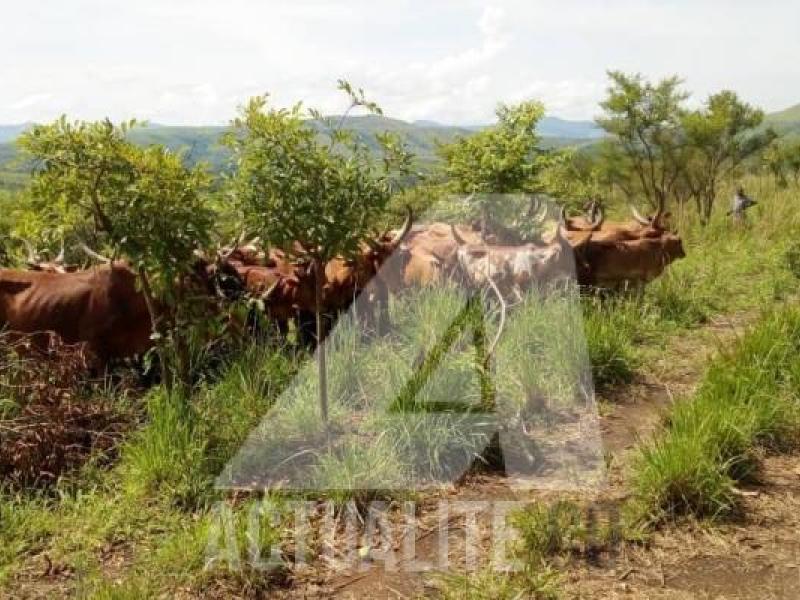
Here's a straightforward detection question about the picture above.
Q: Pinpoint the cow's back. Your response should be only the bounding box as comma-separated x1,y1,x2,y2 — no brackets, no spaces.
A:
0,266,152,361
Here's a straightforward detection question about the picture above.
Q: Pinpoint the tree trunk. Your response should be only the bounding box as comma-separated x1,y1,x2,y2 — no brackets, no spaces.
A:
137,267,172,393
172,292,191,401
313,258,329,425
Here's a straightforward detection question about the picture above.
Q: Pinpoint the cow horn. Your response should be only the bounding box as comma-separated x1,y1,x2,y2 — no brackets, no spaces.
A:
388,206,413,250
630,205,651,226
450,224,469,246
80,243,111,264
525,195,541,218
555,224,570,245
54,239,65,264
559,206,572,229
588,206,604,231
22,239,39,264
485,276,507,360
219,231,244,262
261,280,280,301
652,201,666,229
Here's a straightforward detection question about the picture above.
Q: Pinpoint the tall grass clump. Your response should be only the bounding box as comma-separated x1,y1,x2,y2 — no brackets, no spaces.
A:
432,566,560,600
582,297,650,389
197,342,296,471
119,390,211,509
632,307,800,524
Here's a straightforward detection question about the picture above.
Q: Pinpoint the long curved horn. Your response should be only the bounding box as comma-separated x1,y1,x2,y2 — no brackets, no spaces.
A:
525,195,541,218
54,239,65,264
555,223,571,246
389,206,413,250
80,243,111,263
560,206,569,227
260,280,280,301
652,201,665,229
22,239,38,264
450,224,469,246
485,276,507,360
219,230,246,262
630,205,651,226
588,206,604,231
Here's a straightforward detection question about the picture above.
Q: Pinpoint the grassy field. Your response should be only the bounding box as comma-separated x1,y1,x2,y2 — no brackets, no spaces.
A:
1,175,799,598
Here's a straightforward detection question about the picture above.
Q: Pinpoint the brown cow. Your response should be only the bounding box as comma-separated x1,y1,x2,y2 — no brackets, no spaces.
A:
0,263,152,364
234,209,414,341
1,248,245,366
385,223,482,290
450,224,588,295
571,229,685,289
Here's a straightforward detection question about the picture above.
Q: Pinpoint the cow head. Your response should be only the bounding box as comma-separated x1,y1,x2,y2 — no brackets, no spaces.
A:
361,206,414,286
659,231,686,263
560,205,605,232
629,205,675,235
451,222,578,291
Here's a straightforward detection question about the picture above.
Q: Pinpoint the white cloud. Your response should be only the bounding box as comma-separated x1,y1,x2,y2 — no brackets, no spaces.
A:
1,0,798,125
7,93,54,111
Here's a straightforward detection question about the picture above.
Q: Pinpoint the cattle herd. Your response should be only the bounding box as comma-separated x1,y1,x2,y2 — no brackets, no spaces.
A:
0,201,684,369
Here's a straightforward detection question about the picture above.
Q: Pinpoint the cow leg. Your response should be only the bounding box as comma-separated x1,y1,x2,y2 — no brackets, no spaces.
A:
296,310,318,348
373,280,391,337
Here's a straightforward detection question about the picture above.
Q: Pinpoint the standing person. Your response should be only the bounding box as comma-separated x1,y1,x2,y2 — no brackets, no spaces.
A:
728,187,758,223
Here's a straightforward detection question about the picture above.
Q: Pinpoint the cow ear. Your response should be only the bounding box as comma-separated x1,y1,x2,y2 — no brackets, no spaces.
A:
0,279,33,294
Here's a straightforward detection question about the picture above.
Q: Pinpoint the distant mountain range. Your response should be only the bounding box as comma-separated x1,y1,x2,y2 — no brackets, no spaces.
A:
0,124,32,144
764,103,800,137
1,105,797,183
0,114,602,177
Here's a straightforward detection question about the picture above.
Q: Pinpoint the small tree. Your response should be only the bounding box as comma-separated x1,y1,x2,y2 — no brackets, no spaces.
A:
223,82,410,424
763,140,800,188
18,117,214,394
438,101,548,237
681,91,776,222
536,147,606,207
597,71,689,212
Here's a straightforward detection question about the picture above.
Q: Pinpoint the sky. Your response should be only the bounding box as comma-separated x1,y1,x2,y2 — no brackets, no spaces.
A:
2,0,799,126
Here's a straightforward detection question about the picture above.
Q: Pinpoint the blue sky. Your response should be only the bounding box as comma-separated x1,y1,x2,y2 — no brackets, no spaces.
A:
2,0,799,125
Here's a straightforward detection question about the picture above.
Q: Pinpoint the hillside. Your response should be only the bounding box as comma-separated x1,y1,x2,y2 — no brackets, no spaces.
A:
764,103,800,136
0,115,597,185
0,124,30,144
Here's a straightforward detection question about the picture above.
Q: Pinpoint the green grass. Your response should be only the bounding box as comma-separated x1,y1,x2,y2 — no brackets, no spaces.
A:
631,306,800,524
432,565,561,600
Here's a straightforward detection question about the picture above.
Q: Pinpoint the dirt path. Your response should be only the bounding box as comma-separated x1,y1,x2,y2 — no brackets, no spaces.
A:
565,454,800,599
284,311,767,599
